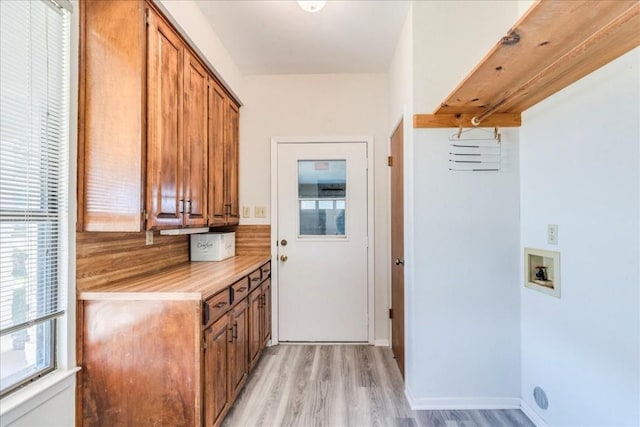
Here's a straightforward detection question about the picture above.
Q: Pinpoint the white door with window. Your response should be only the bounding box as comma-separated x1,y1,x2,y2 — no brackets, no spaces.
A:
277,141,369,342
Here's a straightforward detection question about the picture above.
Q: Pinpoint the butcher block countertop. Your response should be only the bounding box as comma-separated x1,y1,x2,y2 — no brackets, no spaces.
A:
78,255,270,301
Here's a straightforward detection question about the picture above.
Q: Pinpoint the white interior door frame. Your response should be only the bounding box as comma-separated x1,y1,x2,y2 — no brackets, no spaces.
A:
270,136,375,345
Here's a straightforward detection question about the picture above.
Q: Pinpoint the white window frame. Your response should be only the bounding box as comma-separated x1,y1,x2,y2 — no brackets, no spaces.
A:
0,0,79,422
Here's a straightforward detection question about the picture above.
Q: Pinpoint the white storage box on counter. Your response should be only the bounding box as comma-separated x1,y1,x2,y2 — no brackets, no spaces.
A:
190,232,235,261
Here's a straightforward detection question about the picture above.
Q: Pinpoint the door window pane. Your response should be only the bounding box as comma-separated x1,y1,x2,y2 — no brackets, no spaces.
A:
298,160,346,236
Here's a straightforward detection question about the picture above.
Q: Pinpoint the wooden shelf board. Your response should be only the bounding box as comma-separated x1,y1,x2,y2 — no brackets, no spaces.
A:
414,113,521,129
414,0,640,128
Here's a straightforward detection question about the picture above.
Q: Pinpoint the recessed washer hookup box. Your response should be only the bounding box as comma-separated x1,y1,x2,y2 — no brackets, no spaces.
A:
190,232,235,261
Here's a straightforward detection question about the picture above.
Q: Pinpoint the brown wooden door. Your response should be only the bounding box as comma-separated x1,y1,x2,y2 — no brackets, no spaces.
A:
146,10,184,229
208,79,227,227
183,52,208,227
248,287,262,369
203,315,230,427
390,120,405,378
261,278,271,346
225,101,240,225
228,299,248,400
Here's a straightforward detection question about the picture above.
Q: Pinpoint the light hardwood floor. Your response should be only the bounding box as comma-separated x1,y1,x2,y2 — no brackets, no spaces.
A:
223,345,535,427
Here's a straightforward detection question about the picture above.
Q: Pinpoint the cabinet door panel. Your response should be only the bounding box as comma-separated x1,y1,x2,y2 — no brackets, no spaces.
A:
228,299,248,400
80,0,146,232
208,80,227,226
262,278,271,346
204,315,230,427
146,12,183,229
248,288,262,369
225,101,240,225
183,53,208,226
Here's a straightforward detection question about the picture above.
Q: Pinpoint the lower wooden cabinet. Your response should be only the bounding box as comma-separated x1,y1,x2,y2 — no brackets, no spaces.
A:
78,258,270,427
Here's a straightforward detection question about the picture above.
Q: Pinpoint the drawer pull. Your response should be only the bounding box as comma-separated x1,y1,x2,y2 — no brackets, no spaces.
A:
237,286,247,292
215,302,226,308
251,277,260,282
263,269,270,275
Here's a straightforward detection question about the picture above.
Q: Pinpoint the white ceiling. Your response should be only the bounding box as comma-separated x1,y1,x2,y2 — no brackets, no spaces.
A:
196,1,410,75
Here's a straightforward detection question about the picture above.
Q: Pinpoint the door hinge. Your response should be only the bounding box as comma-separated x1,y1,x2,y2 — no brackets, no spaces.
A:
388,156,393,167
388,308,393,319
143,210,149,221
202,338,207,351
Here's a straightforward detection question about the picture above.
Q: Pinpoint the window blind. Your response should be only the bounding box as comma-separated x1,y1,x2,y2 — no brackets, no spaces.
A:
0,0,69,336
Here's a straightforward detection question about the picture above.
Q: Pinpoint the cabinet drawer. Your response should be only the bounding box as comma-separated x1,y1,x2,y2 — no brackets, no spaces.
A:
204,290,230,327
248,269,262,290
260,262,271,279
232,277,249,304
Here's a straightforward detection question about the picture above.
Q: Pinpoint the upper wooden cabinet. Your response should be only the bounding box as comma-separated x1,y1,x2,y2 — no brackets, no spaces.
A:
78,0,238,232
146,11,184,229
208,79,240,227
183,52,209,227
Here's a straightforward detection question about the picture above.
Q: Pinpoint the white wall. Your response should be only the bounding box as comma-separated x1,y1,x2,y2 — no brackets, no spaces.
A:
387,1,417,395
412,0,519,113
520,48,640,426
407,128,521,407
5,379,76,427
158,0,245,101
388,3,413,131
406,0,522,407
239,73,390,343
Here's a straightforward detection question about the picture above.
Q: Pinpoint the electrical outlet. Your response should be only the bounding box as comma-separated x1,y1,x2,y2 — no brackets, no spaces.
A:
547,224,558,245
255,206,266,218
146,230,154,245
242,206,251,218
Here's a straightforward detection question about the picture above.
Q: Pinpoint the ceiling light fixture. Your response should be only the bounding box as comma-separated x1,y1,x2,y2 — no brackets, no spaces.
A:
297,0,326,13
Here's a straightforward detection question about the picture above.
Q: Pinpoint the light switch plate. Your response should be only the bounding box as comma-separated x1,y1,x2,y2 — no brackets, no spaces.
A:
242,206,251,218
255,206,266,218
547,224,558,245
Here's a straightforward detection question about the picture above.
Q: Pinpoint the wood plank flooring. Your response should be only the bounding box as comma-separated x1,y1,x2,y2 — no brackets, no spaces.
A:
223,345,535,427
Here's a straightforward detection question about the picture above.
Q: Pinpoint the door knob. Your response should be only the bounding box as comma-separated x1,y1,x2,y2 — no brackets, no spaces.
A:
280,255,288,262
394,258,404,266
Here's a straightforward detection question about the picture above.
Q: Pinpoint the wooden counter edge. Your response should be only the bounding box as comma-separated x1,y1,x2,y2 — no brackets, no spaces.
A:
77,255,271,301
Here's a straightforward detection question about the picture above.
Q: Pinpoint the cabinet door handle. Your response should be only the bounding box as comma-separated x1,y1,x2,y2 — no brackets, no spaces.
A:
179,200,184,214
187,200,192,215
227,327,233,343
232,323,238,339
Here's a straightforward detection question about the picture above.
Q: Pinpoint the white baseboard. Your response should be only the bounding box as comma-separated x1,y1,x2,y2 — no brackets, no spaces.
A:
520,399,549,427
405,387,520,410
374,339,389,347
